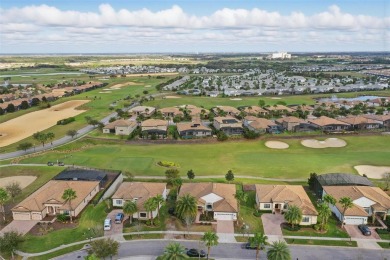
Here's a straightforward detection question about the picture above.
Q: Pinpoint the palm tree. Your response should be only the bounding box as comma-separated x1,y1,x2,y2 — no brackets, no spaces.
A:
144,197,158,225
201,231,219,260
339,197,353,227
161,242,188,260
234,190,248,212
123,200,138,224
176,194,197,220
317,202,332,231
267,241,291,260
62,188,77,222
249,232,268,260
153,194,165,218
323,194,336,206
0,188,9,222
284,205,302,229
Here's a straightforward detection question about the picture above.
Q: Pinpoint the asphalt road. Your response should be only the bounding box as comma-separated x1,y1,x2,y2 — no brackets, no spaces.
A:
54,240,390,260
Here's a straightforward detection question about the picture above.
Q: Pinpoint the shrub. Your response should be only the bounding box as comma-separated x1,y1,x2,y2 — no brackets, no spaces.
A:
154,219,160,226
313,224,321,231
158,161,179,168
57,117,76,125
57,213,68,223
284,224,301,231
376,228,389,234
146,220,151,226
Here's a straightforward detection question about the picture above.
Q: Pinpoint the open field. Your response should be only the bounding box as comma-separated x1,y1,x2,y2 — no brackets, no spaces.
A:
0,100,89,147
19,135,390,179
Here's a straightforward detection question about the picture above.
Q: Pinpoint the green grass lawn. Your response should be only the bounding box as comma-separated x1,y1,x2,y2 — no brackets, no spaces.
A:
236,190,264,234
124,234,165,240
123,205,167,233
378,242,390,249
20,135,390,179
377,232,390,240
285,238,357,247
27,243,88,260
19,202,108,253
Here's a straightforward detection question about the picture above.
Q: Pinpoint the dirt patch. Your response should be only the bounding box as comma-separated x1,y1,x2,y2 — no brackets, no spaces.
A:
0,100,89,147
0,176,37,189
165,96,181,99
109,82,142,89
301,138,346,148
230,98,242,101
265,141,289,149
354,165,390,179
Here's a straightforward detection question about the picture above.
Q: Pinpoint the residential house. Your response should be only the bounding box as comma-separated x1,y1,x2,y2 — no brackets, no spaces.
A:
265,105,295,113
178,183,238,221
159,107,184,118
112,182,167,220
275,116,317,132
338,116,381,130
102,120,137,135
323,186,390,225
213,116,244,135
255,185,318,226
12,180,100,221
243,116,278,133
128,106,156,117
212,106,240,117
179,105,210,117
308,116,350,132
141,119,168,138
362,114,390,130
176,120,212,139
243,106,269,116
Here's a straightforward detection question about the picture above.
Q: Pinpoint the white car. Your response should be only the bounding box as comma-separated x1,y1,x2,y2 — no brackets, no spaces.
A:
104,218,112,231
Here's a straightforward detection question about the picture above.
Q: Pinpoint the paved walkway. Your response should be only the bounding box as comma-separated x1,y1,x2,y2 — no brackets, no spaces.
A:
0,220,38,236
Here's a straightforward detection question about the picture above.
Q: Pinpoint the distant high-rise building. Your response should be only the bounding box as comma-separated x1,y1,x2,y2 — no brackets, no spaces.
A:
269,52,292,59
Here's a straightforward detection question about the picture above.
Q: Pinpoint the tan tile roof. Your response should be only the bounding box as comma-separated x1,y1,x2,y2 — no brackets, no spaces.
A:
265,105,295,112
255,185,318,215
362,114,390,122
214,106,240,115
179,105,210,116
214,116,243,129
323,186,390,216
338,116,379,125
244,106,268,114
104,119,137,129
176,122,212,132
112,182,166,211
159,107,184,116
308,116,350,127
275,116,305,124
178,183,238,212
244,116,276,129
290,105,314,112
141,119,168,127
128,106,155,114
12,180,99,213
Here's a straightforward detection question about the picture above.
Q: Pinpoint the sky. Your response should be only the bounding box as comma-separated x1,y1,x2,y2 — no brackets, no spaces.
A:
0,0,389,54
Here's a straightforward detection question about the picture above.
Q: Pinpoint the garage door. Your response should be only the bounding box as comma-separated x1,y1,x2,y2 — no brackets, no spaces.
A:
214,212,235,220
344,217,365,225
13,212,31,220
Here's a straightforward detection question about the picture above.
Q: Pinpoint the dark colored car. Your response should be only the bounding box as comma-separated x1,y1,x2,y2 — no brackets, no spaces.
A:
115,213,124,224
58,161,65,166
186,248,206,258
241,242,264,250
358,224,371,236
47,162,54,166
168,208,175,215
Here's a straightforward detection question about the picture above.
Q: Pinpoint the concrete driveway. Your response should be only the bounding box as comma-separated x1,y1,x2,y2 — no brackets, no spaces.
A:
261,213,284,236
216,220,235,243
104,209,124,237
344,225,380,239
0,220,38,235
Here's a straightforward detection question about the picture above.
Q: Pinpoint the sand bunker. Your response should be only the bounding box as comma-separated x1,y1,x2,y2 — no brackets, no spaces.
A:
265,141,289,149
0,176,37,189
270,97,282,100
0,100,89,147
165,96,181,99
109,82,141,89
230,98,242,101
301,138,347,149
144,85,151,88
99,91,112,94
354,165,390,179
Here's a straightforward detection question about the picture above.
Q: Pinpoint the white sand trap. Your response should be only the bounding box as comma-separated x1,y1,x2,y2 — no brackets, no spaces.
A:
103,88,111,90
109,82,141,89
230,98,242,101
0,100,89,147
265,141,289,149
354,165,390,179
301,138,347,149
144,85,151,88
99,91,112,93
165,96,181,99
0,176,37,189
270,97,282,99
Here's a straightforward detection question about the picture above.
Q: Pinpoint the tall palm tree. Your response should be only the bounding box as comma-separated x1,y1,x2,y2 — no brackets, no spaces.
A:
339,197,353,227
267,241,291,260
161,242,188,260
284,205,302,229
317,202,332,231
62,188,77,222
144,197,158,225
176,194,197,220
249,232,268,260
123,200,138,224
234,190,248,212
153,194,165,218
0,188,9,222
201,231,219,260
323,194,336,206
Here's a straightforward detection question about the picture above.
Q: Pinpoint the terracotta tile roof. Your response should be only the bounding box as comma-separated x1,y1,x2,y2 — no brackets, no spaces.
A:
178,183,238,212
176,122,212,132
214,106,240,115
244,116,276,130
159,107,184,116
179,105,210,116
308,116,350,127
338,116,379,125
275,116,305,124
290,105,314,112
12,180,99,213
265,105,295,112
255,185,318,215
103,119,137,129
362,114,390,122
243,106,268,114
214,116,243,128
112,182,166,211
141,119,168,127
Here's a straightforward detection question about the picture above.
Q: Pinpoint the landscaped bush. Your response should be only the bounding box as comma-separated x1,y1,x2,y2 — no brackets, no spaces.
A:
57,117,75,125
284,224,301,231
199,212,214,222
154,219,161,226
314,224,321,231
376,228,389,234
56,213,68,223
158,161,179,168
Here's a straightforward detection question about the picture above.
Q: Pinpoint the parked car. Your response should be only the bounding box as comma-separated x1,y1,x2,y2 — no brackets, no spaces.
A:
58,161,65,166
186,248,206,258
358,224,371,236
47,162,54,166
104,218,112,231
241,242,264,250
115,213,124,224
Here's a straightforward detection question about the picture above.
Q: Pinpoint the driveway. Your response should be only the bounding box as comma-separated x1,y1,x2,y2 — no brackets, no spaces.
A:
344,225,380,240
104,209,124,237
216,220,235,243
0,220,38,235
261,213,284,236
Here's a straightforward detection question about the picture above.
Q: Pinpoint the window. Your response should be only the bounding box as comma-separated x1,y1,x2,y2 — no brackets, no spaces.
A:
116,200,122,205
302,217,310,222
264,204,271,209
140,212,147,218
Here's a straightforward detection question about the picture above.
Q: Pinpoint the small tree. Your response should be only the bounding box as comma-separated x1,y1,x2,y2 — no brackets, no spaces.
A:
176,194,197,220
258,99,266,107
201,231,219,260
144,197,158,225
62,188,77,222
187,169,195,181
383,172,390,191
249,232,268,260
339,197,353,227
284,205,302,229
323,194,336,206
307,172,317,191
317,202,332,231
0,188,9,222
87,238,119,260
33,131,48,147
66,129,78,138
46,132,55,145
165,168,180,185
123,200,137,224
17,142,33,152
267,241,291,260
234,190,248,211
5,182,21,202
225,170,234,183
0,231,24,259
153,194,165,218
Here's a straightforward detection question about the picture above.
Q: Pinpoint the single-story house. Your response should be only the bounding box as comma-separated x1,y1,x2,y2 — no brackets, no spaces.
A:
141,119,168,138
323,186,390,225
264,105,295,113
308,116,350,132
275,116,317,132
12,180,100,221
128,106,156,116
338,116,381,130
176,120,212,139
255,185,318,226
243,116,278,133
179,105,210,117
112,182,167,220
178,183,238,221
243,106,268,116
213,116,244,135
159,107,184,118
362,114,390,130
212,106,240,116
102,119,137,135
